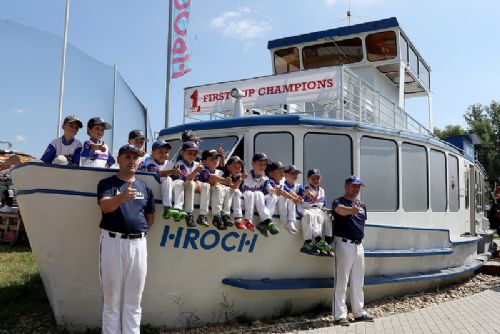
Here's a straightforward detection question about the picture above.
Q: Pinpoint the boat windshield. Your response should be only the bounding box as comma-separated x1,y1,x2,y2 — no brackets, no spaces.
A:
167,135,240,161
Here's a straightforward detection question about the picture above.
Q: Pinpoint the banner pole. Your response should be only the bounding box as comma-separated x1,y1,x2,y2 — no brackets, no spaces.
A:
164,0,173,129
57,0,71,137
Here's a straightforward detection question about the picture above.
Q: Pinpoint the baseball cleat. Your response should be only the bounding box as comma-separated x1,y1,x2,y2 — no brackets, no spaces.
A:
185,213,196,227
221,214,233,227
243,219,255,232
267,220,280,235
163,207,179,219
334,318,350,326
212,215,226,230
353,314,374,322
256,222,269,237
173,210,188,222
234,219,246,230
196,215,209,227
315,240,334,257
300,242,320,256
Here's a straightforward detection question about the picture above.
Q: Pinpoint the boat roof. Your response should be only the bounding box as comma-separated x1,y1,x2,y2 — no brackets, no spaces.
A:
267,17,400,50
159,115,460,154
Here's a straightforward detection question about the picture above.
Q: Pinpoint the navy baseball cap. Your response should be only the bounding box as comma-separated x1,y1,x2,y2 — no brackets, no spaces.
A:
267,161,285,173
226,156,243,165
284,165,302,174
152,139,172,151
201,149,219,160
118,144,145,157
129,129,147,140
345,175,365,186
87,117,111,130
252,152,268,162
63,115,83,128
307,169,321,178
181,141,199,151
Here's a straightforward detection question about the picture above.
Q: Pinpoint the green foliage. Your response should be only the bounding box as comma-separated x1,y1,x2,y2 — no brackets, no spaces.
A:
464,101,500,182
433,124,466,140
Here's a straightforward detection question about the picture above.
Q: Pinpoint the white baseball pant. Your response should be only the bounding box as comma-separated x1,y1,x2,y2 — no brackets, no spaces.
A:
333,236,365,320
172,180,196,213
210,184,227,216
198,182,211,215
243,191,271,221
278,197,296,226
301,208,332,240
99,230,147,334
223,188,242,218
160,176,173,207
265,194,278,218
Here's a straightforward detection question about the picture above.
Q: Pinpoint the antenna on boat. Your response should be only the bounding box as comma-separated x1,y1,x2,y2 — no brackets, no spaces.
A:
332,1,370,27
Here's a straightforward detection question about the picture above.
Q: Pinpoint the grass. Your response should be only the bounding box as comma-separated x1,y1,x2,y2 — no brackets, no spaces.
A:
0,244,160,334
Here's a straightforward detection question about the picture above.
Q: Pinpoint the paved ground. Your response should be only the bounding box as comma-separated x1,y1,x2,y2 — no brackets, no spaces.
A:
297,285,500,334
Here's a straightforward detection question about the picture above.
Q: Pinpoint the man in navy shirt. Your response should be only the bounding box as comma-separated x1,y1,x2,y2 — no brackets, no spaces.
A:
97,144,155,334
331,176,373,326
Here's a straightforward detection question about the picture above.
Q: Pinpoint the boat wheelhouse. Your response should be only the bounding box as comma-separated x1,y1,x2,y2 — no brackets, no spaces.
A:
10,17,494,329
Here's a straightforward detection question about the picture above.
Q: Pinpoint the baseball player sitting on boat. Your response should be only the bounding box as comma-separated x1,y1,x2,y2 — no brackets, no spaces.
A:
79,117,115,168
41,115,83,165
297,168,334,256
278,165,305,234
222,156,247,229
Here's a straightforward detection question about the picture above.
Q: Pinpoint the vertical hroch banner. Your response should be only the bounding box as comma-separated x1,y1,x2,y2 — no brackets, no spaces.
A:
171,0,192,79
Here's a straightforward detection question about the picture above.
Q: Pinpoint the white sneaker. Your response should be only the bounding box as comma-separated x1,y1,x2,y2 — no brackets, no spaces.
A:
285,221,298,234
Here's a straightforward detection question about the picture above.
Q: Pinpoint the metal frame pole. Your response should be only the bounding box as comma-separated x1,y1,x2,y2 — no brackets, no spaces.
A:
111,64,117,154
57,0,71,137
164,0,173,129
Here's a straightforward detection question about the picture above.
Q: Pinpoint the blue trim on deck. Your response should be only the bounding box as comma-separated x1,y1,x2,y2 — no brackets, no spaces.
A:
364,248,453,257
366,223,450,233
451,237,482,246
267,17,399,50
11,162,161,183
222,260,483,290
158,115,460,154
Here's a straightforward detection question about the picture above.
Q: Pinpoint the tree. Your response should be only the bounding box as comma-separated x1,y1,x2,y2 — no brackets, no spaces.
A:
464,101,500,183
433,124,466,140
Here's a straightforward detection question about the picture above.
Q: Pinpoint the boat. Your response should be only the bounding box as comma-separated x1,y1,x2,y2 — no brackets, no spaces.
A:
11,17,495,329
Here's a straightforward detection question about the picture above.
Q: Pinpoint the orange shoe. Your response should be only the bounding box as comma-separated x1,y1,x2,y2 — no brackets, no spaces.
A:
244,219,256,232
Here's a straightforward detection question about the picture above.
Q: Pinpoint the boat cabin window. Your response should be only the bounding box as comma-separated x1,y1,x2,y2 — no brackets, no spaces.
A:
366,31,397,62
360,137,398,211
302,37,363,69
400,35,409,64
274,47,300,74
198,136,239,158
448,155,460,212
464,167,469,209
254,132,293,165
401,143,428,212
430,150,447,212
303,133,352,200
166,139,182,160
409,46,418,75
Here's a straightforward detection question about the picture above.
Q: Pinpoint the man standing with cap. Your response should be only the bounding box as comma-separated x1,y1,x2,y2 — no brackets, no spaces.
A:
97,144,155,334
331,176,373,326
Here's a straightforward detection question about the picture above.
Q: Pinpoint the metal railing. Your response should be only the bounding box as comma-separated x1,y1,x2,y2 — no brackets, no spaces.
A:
184,67,435,137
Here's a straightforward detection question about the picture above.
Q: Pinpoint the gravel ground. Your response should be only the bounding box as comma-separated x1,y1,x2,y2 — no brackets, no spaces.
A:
160,273,500,334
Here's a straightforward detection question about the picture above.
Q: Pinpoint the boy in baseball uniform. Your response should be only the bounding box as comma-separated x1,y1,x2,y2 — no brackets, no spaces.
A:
298,169,334,256
222,156,247,229
80,117,115,168
171,141,203,227
41,115,83,165
278,165,305,234
197,149,232,229
139,140,184,221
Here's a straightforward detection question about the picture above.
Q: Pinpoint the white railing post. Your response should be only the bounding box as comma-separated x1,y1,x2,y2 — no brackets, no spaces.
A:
340,67,345,121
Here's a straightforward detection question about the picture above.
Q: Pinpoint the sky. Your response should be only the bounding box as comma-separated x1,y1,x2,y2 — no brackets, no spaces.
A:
1,0,500,156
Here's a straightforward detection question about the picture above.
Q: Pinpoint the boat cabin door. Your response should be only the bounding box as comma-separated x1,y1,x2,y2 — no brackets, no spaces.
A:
468,164,476,236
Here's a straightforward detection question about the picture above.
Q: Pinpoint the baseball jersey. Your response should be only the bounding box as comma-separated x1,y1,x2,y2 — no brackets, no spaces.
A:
332,197,367,240
283,180,305,195
80,139,116,168
262,177,281,195
139,156,174,180
301,185,327,209
198,167,224,183
241,171,267,192
171,158,200,181
41,136,83,165
97,176,155,234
